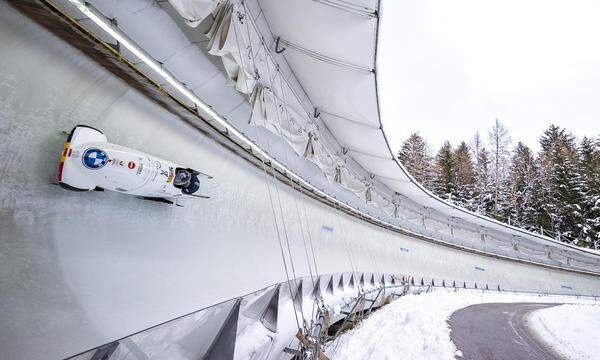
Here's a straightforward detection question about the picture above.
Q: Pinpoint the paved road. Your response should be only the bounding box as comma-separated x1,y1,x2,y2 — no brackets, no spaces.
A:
449,302,563,360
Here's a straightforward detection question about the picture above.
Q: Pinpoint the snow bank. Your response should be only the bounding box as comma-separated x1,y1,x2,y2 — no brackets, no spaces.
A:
325,288,599,360
528,304,600,360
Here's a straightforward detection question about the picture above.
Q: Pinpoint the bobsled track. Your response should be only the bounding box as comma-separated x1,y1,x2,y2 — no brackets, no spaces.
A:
0,1,599,359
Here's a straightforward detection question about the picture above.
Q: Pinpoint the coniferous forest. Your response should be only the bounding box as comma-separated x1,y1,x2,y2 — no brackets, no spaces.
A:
398,120,600,249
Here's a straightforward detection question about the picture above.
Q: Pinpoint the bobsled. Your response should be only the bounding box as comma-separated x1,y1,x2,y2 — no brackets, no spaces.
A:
57,125,211,204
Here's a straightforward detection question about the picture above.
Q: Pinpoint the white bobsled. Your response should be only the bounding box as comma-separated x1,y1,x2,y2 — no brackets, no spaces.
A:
57,125,211,204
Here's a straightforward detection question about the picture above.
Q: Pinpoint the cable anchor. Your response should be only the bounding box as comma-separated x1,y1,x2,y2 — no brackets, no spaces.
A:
275,36,286,53
313,107,321,118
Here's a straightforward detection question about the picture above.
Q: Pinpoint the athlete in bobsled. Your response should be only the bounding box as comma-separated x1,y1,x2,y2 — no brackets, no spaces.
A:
57,125,211,205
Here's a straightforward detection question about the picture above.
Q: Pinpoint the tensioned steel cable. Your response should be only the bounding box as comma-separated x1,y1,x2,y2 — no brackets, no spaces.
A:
333,201,356,274
257,36,312,329
256,43,318,328
239,3,316,292
271,73,321,330
312,0,378,18
261,72,300,283
253,119,302,332
241,1,333,332
277,37,373,74
227,3,301,331
256,52,330,323
333,201,360,280
260,129,306,326
267,77,319,283
274,69,318,288
302,197,321,277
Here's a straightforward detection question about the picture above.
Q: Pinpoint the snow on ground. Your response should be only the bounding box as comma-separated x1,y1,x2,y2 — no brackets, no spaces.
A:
325,288,599,360
583,247,600,256
528,304,600,360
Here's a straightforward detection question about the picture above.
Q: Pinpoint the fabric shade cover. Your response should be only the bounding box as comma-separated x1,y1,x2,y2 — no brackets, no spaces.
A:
205,1,256,94
249,85,308,156
197,1,374,202
168,0,222,27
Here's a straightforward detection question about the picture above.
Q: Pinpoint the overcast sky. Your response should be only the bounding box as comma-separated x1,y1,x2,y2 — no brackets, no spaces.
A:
378,0,600,154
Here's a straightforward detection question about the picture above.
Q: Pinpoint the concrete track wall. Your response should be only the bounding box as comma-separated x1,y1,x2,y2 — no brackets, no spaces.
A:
0,3,599,359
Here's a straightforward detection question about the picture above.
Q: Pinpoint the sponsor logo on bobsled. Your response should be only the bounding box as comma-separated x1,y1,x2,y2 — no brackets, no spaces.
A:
167,167,174,183
108,158,125,166
82,148,108,170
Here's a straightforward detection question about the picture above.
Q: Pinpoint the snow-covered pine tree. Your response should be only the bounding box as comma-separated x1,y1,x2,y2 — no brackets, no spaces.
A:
473,147,494,215
528,157,549,235
578,136,600,248
398,133,434,187
404,126,595,248
487,119,512,221
538,125,584,244
433,141,457,202
454,141,476,209
507,142,540,231
471,131,483,160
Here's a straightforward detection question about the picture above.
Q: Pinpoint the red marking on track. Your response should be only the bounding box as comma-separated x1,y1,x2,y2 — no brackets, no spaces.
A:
57,162,64,182
128,161,136,169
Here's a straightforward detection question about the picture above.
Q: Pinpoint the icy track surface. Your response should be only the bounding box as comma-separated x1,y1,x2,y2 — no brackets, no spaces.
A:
325,289,600,360
528,304,600,360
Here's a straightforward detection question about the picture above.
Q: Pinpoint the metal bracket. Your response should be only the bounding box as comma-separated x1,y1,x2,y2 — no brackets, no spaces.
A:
283,347,301,355
313,107,321,118
275,37,286,53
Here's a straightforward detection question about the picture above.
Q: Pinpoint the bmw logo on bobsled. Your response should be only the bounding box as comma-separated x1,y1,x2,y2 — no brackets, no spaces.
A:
82,148,109,169
57,125,212,205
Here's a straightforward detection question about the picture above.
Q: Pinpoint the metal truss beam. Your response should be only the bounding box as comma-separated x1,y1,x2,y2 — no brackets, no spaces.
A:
312,0,378,18
278,37,374,74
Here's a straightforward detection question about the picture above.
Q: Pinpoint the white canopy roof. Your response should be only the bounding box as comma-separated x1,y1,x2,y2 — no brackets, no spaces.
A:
255,0,599,259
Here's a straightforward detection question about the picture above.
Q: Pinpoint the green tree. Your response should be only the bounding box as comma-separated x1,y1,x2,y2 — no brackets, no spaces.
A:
398,133,433,187
507,142,539,230
487,119,512,219
454,141,476,209
538,125,584,243
473,147,494,215
433,141,457,201
578,136,600,248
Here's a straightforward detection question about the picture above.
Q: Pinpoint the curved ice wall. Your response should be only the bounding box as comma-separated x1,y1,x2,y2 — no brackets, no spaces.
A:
0,1,599,359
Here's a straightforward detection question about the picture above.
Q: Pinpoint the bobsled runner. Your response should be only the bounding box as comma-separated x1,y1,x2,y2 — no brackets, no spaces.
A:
57,125,212,205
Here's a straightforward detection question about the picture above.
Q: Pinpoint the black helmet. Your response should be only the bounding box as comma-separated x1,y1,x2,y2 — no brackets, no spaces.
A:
183,174,200,194
174,169,192,187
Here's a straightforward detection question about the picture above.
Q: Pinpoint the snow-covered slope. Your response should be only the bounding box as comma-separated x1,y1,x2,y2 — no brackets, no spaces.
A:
326,289,599,360
529,304,600,360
